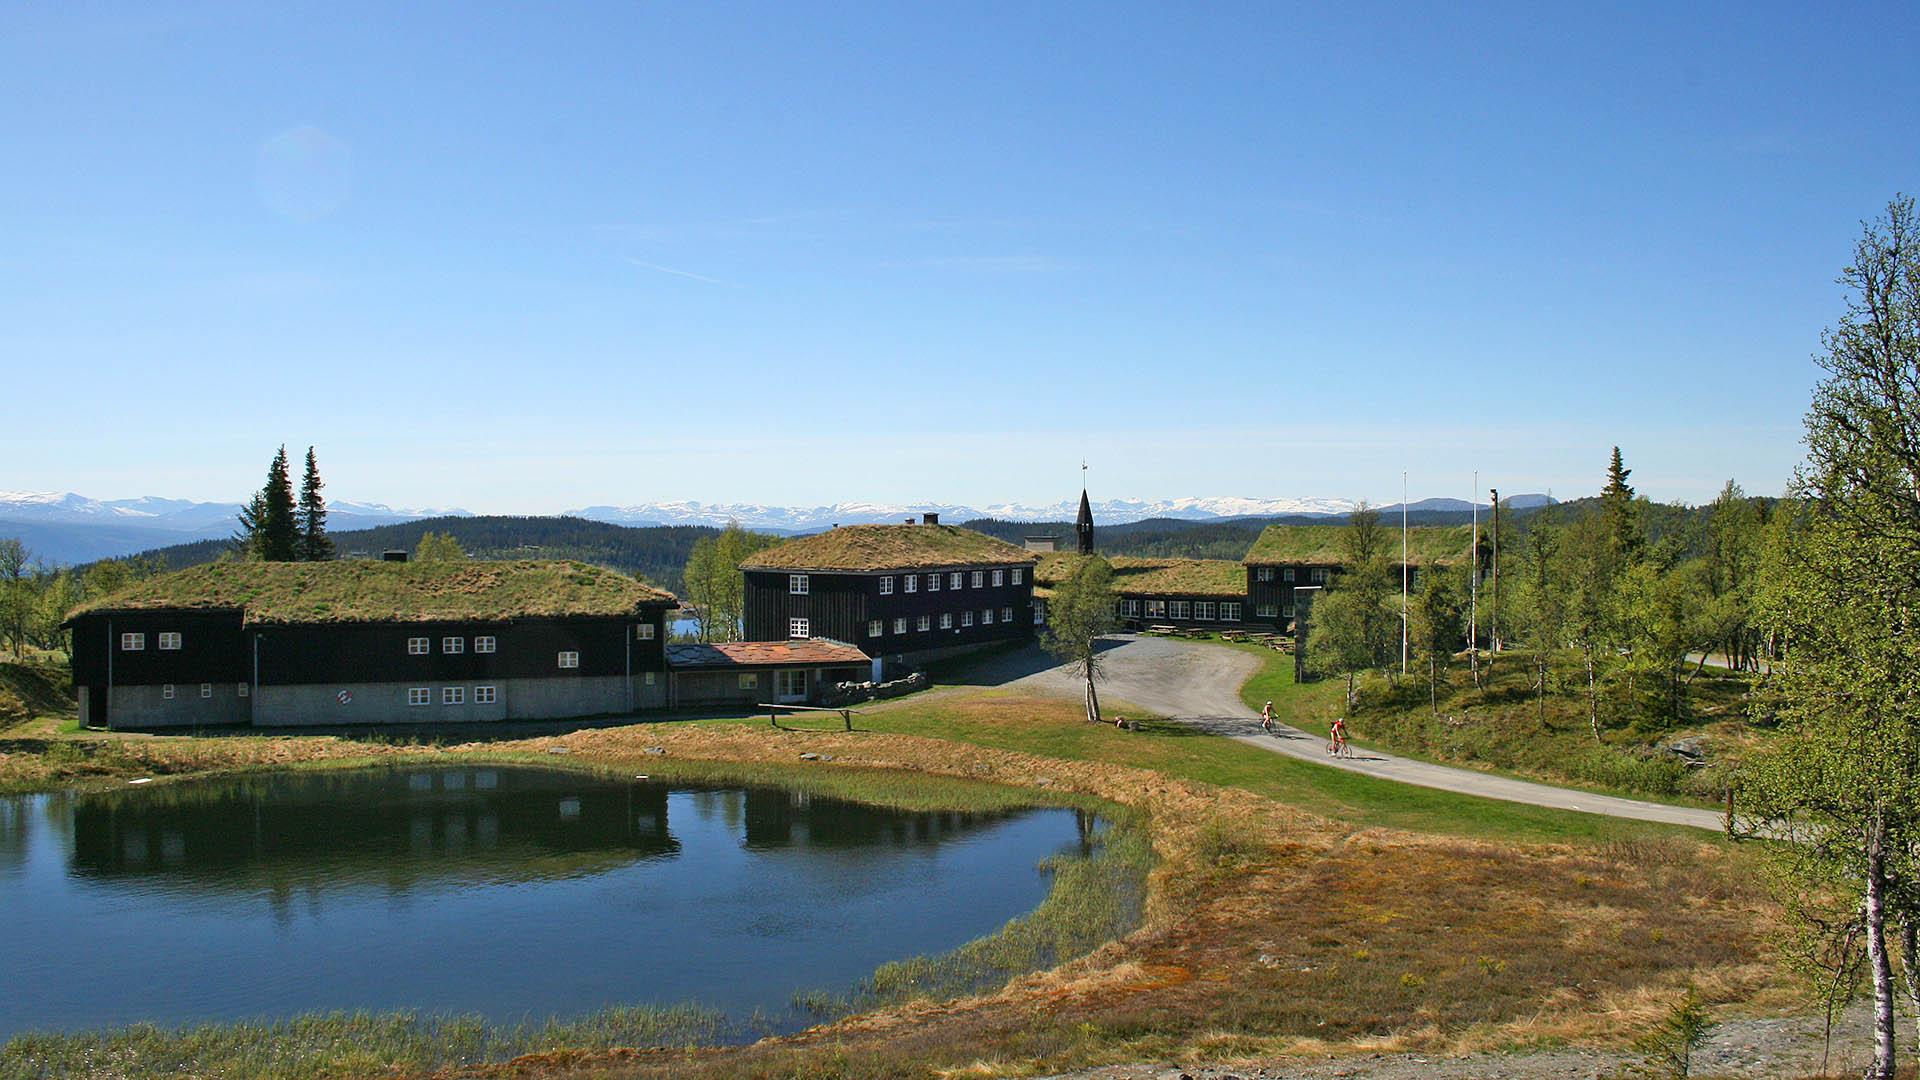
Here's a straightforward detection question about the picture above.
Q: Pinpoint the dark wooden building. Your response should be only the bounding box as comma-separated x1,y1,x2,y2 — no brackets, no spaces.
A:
1033,554,1248,629
738,515,1039,676
64,559,677,729
1242,524,1478,628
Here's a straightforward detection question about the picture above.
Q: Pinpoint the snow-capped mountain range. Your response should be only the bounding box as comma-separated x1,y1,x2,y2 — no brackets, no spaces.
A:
0,490,1552,565
564,496,1363,532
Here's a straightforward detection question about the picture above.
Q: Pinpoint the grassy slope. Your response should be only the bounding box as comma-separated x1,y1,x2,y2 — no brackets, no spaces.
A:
1231,642,1750,808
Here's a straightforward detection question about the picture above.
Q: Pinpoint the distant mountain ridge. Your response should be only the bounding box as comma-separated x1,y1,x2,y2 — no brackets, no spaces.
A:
0,490,1555,565
566,495,1372,531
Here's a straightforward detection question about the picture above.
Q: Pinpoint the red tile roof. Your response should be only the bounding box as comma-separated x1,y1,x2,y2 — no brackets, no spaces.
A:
666,639,870,669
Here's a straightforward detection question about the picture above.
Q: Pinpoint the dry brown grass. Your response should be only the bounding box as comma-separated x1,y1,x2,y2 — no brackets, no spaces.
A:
1,697,1791,1079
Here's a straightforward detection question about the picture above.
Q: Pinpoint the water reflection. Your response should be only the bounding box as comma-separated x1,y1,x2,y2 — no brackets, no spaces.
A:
1,766,1093,1040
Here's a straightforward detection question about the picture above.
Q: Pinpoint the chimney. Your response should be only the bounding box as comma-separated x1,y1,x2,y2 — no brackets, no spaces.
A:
382,550,409,562
922,511,940,526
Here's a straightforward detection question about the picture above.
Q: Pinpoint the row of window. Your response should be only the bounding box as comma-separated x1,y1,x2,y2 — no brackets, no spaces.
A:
122,632,178,651
792,568,1026,596
1253,567,1329,585
408,685,500,706
1253,604,1297,619
406,626,654,657
1119,600,1244,621
863,607,1017,637
160,683,247,700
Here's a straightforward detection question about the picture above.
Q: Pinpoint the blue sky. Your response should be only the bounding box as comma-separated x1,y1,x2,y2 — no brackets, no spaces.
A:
4,2,1915,512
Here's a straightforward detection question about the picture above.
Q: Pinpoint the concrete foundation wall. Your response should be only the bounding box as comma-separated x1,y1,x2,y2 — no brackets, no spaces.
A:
107,682,252,730
255,675,652,726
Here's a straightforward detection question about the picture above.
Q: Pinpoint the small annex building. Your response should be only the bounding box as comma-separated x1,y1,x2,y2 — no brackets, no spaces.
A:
1242,524,1480,627
64,559,678,729
664,639,874,709
1033,554,1249,629
739,515,1038,677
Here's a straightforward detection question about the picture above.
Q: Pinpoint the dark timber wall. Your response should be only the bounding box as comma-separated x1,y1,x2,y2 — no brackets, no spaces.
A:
743,566,1034,667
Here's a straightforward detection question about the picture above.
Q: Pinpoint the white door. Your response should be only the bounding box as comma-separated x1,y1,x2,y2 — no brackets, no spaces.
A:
774,669,808,703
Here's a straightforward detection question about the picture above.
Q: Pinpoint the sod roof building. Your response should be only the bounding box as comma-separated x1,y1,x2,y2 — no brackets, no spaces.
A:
64,559,678,729
1032,554,1248,627
1242,523,1480,626
738,515,1038,676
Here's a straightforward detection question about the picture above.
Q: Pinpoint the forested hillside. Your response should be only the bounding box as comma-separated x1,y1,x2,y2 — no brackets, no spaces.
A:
121,516,720,596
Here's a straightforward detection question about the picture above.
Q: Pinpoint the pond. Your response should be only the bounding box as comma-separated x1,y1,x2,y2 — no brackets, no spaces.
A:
0,766,1099,1040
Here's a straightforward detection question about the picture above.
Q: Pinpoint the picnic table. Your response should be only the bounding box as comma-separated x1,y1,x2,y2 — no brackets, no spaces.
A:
1219,630,1248,642
1146,624,1177,635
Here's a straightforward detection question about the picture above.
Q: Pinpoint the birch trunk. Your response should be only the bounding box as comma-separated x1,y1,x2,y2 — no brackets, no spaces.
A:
1867,814,1898,1079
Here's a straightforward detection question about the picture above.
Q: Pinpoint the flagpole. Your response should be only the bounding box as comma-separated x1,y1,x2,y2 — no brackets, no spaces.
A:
1400,470,1408,676
1470,470,1479,664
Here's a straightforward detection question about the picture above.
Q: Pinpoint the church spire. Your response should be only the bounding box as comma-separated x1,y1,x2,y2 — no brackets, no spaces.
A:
1076,464,1094,555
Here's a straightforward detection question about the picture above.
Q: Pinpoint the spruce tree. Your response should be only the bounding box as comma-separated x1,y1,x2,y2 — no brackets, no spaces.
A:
1600,446,1643,561
233,490,269,560
296,446,334,562
259,446,299,562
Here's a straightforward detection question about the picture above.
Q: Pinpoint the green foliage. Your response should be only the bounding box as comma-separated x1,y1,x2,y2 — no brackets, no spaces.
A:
238,445,301,562
682,522,777,641
411,531,468,563
295,446,334,562
1742,195,1920,1079
1305,503,1401,702
1613,985,1716,1079
1039,554,1122,722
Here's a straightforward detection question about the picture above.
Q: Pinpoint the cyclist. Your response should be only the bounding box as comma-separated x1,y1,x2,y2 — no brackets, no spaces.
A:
1259,701,1276,735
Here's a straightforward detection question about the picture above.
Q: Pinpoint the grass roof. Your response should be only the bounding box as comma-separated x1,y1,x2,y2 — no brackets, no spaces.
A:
1243,524,1477,567
1033,553,1246,599
67,559,677,626
739,524,1038,572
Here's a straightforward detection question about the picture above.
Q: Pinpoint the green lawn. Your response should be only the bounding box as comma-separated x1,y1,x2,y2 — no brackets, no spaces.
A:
701,685,1713,846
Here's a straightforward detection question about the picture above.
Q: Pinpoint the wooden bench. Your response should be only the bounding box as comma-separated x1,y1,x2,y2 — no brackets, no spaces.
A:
1146,625,1177,635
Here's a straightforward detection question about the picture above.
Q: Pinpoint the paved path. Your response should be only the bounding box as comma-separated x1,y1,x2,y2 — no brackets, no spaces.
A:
968,635,1725,832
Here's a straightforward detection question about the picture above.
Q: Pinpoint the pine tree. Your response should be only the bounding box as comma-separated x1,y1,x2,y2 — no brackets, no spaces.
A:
295,446,334,562
259,446,299,562
233,489,269,560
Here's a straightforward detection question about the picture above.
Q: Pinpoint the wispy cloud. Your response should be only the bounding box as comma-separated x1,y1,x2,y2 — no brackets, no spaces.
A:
621,256,733,286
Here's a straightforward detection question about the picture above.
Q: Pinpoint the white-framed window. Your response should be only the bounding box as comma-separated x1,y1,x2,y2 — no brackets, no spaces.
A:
1122,599,1141,617
1146,599,1167,619
237,682,249,697
950,572,963,589
162,684,174,699
878,576,894,595
738,673,758,690
634,623,655,640
992,569,1005,587
408,687,431,706
893,617,907,634
789,618,810,639
1257,567,1273,582
475,685,497,704
443,636,465,654
940,612,954,629
1171,601,1191,620
868,620,884,637
1034,601,1046,625
1221,602,1242,622
1012,568,1024,584
1284,603,1296,618
789,574,809,595
408,637,430,655
917,614,931,631
158,631,182,651
962,610,975,627
927,573,941,592
904,575,918,593
200,683,212,698
1257,604,1278,618
474,635,497,653
971,571,984,589
557,650,580,669
1195,601,1216,621
1002,606,1013,623
981,608,994,625
121,632,145,651
443,686,466,705
1311,568,1328,585
1284,567,1297,583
